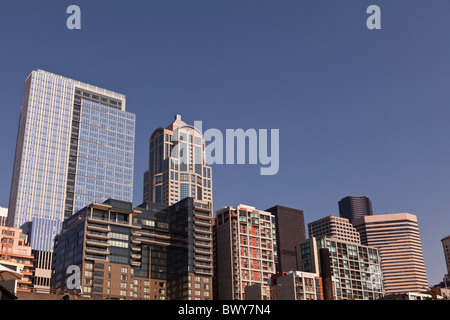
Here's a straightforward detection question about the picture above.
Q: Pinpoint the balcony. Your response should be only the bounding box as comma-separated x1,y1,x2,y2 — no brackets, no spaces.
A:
194,268,212,275
131,238,141,244
131,253,141,260
87,223,111,232
85,254,108,261
86,246,110,255
195,247,212,254
194,210,211,218
194,240,211,248
196,261,213,269
139,237,171,246
194,202,211,211
194,254,212,262
194,219,212,228
86,231,110,240
194,226,211,234
131,230,142,237
86,238,110,247
194,233,211,240
87,217,110,225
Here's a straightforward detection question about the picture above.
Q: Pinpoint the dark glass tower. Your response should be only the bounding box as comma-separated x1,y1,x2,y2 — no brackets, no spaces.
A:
338,195,373,224
265,205,306,273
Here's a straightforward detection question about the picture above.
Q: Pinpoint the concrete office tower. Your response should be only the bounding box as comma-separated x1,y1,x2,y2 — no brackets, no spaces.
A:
338,195,373,224
354,213,428,294
7,69,135,290
442,236,450,277
52,197,213,300
266,205,306,273
308,215,361,244
214,205,276,300
296,237,384,300
143,115,212,207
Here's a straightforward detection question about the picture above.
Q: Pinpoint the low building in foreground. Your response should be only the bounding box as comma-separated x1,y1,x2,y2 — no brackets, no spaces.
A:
296,237,385,300
272,271,325,300
380,292,445,300
0,226,34,293
51,197,213,300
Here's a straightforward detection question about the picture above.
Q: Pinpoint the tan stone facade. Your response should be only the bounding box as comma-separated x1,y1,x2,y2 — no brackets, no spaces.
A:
354,213,428,294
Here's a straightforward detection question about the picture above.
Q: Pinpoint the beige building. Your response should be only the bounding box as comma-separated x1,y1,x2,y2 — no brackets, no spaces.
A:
354,213,428,295
308,215,360,244
214,204,276,300
0,206,7,226
143,115,212,207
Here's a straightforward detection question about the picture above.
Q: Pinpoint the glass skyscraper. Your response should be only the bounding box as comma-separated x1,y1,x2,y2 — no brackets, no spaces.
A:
7,69,135,289
73,99,134,211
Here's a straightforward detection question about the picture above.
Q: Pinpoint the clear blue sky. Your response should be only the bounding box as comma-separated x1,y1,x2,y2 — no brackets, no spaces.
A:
1,1,449,286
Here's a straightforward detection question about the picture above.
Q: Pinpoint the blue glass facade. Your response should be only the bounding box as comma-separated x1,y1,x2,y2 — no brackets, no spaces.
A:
73,99,135,211
22,217,63,252
8,71,74,231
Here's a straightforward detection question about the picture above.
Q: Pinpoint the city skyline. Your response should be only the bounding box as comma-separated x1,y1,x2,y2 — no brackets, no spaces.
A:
0,1,449,288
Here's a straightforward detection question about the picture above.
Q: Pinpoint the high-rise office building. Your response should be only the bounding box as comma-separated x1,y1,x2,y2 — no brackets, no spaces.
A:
354,213,428,294
265,205,306,273
7,69,135,290
214,204,276,300
338,195,373,224
143,115,212,207
51,197,213,300
308,215,361,244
